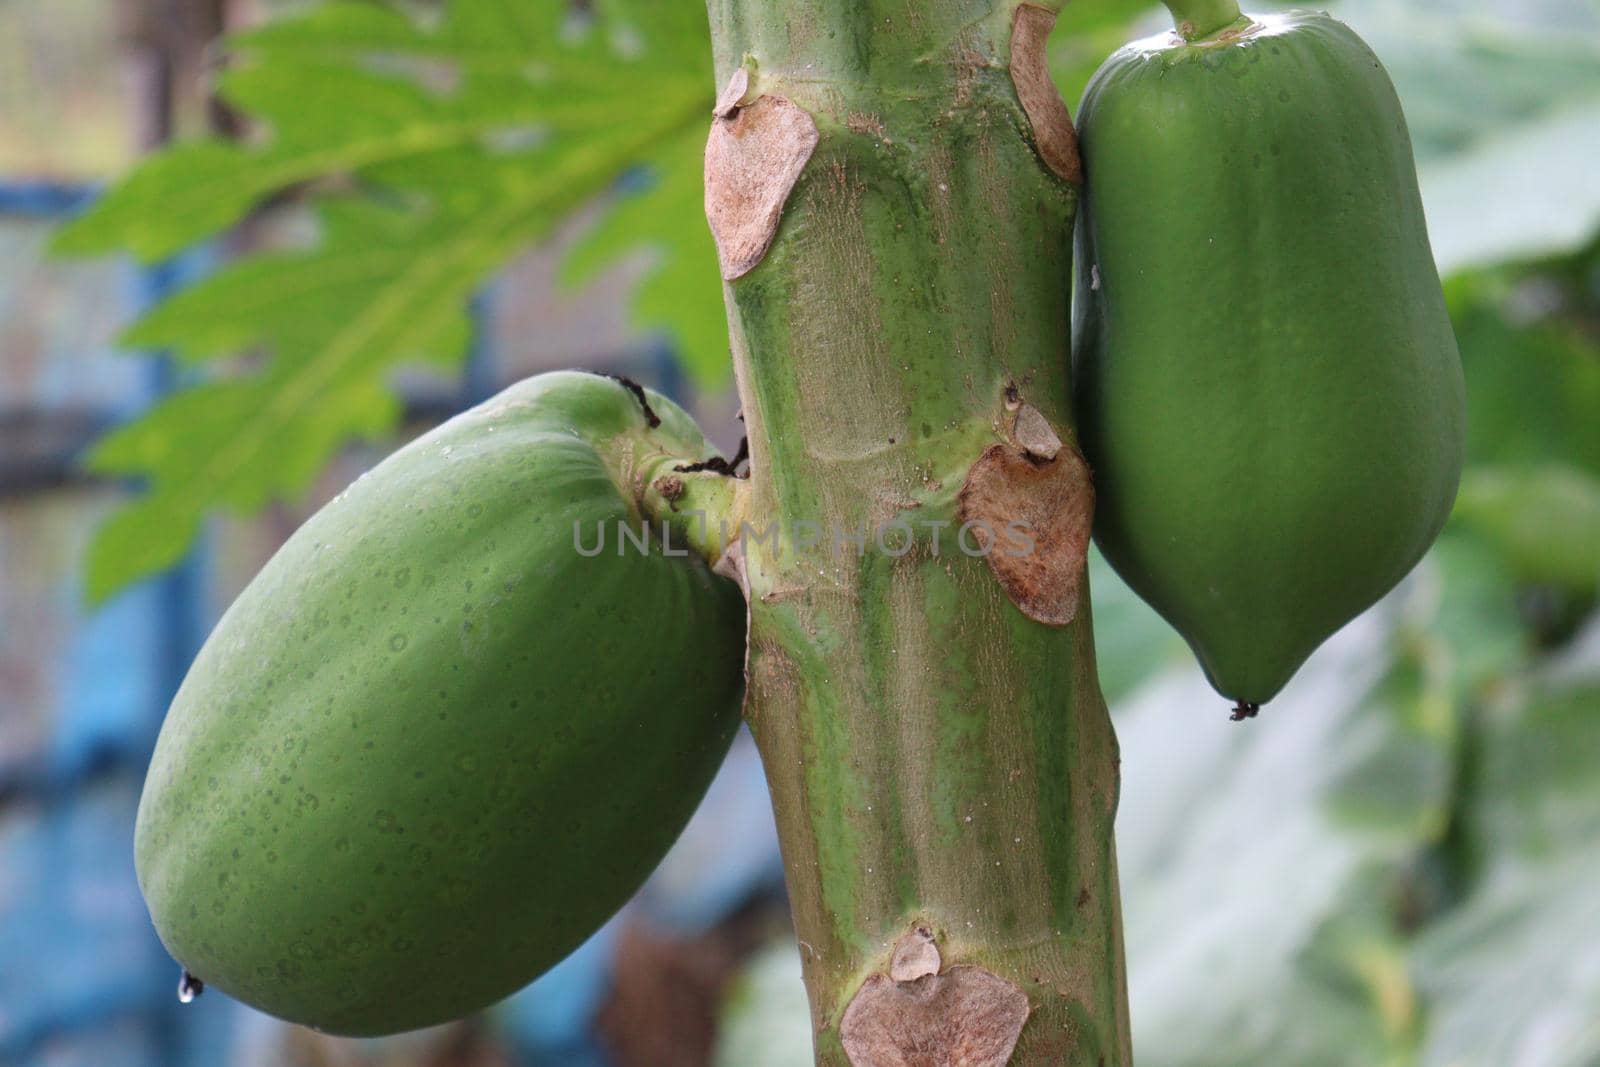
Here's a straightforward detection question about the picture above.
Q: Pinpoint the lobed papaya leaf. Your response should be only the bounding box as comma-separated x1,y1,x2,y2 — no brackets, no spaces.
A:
560,124,727,387
52,0,721,603
83,493,206,609
83,377,399,604
48,141,265,263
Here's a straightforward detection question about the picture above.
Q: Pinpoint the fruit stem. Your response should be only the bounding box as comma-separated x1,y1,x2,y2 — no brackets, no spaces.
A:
638,455,747,568
1162,0,1243,40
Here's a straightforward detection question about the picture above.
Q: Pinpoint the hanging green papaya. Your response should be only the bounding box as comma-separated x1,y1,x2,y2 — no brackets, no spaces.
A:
134,371,747,1035
1072,4,1465,713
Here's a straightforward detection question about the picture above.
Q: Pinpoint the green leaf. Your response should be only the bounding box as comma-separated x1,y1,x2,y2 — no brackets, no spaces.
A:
1420,105,1600,275
1451,465,1600,591
84,492,206,607
54,0,718,601
1416,531,1529,696
52,12,659,263
118,209,469,363
561,125,728,385
1048,1,1164,110
50,141,265,262
1448,255,1600,478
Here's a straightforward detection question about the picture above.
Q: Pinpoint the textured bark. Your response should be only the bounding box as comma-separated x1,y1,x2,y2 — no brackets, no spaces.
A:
702,2,1131,1064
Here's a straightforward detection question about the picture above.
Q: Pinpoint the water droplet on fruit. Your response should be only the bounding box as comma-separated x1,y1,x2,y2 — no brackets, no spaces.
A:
177,970,204,1003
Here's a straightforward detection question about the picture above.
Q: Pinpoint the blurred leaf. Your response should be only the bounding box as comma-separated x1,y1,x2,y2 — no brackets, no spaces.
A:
83,374,400,603
50,142,277,262
1108,523,1535,1066
82,492,206,608
1413,683,1600,1067
1112,608,1441,1067
561,126,730,386
1360,14,1600,165
118,200,474,364
713,940,814,1067
1420,105,1600,275
1448,252,1600,477
1327,0,1600,273
1051,0,1600,271
51,2,620,261
1451,465,1600,591
1414,531,1529,700
1048,1,1164,109
53,0,719,601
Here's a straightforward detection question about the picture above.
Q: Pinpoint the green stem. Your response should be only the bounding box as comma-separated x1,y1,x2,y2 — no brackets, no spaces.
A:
593,389,749,569
1163,0,1243,40
638,458,747,567
703,2,1129,1064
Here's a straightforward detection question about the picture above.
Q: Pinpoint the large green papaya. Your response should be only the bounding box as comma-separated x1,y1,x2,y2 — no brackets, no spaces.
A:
135,372,746,1034
1072,9,1465,712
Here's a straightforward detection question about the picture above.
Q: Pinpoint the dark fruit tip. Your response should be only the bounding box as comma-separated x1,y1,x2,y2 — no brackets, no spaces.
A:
1229,700,1261,722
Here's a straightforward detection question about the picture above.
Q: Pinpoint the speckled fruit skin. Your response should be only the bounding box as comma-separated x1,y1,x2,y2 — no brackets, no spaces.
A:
134,372,746,1035
1072,11,1465,706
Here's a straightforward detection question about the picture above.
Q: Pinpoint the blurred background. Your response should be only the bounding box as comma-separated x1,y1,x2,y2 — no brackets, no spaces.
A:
2,0,1598,1065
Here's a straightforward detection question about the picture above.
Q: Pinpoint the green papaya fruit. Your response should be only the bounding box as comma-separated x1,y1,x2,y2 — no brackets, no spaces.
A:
134,371,746,1035
1072,9,1465,712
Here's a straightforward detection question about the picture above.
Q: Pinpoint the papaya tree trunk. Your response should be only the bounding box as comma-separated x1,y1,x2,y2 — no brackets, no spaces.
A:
698,1,1131,1063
